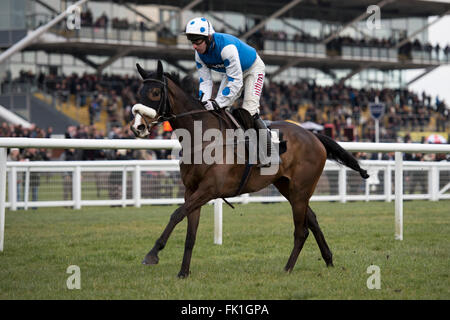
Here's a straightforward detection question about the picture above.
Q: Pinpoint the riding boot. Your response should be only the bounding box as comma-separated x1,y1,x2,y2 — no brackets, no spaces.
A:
253,114,280,167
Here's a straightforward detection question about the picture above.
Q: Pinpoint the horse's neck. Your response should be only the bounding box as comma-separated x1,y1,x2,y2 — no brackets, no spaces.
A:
168,84,223,133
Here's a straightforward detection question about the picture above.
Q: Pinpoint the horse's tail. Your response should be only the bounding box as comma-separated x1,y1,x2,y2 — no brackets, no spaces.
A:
314,133,369,179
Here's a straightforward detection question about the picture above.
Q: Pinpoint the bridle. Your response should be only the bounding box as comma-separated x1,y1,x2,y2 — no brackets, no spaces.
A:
142,77,171,121
135,75,212,130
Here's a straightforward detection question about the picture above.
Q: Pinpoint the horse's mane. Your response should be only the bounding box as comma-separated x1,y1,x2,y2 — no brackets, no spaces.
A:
164,72,201,106
164,72,181,86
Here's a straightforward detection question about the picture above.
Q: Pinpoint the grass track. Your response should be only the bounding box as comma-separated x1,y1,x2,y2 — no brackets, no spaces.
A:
0,200,448,300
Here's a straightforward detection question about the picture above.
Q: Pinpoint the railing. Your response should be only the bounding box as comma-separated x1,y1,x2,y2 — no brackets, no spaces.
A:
3,159,449,211
410,50,450,64
1,138,450,251
263,40,327,57
341,45,398,62
64,26,159,44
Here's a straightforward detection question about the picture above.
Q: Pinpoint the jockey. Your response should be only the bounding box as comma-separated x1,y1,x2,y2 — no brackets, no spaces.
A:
185,17,278,167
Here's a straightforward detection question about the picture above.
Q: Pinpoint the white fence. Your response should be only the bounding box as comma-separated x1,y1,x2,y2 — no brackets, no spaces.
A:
1,137,450,251
3,159,450,209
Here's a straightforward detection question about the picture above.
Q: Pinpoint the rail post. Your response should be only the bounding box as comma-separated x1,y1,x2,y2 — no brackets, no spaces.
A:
339,167,347,203
133,165,141,208
122,167,127,208
0,148,7,251
9,166,17,211
395,151,403,240
73,165,81,209
385,164,392,202
214,198,223,245
429,165,439,201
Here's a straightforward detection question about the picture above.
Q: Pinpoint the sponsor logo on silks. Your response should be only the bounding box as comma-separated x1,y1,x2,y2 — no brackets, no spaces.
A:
206,63,225,70
254,73,264,96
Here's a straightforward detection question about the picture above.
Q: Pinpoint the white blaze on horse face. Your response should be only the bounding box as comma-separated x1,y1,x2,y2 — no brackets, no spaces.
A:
132,113,149,138
132,104,157,138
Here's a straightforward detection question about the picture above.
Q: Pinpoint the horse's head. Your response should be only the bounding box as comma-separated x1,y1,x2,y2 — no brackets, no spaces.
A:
131,60,169,138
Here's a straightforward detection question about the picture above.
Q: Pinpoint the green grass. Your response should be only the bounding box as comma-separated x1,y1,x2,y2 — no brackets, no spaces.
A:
0,201,448,300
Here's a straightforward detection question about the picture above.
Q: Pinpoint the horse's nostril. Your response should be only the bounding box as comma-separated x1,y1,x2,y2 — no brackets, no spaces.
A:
137,124,145,131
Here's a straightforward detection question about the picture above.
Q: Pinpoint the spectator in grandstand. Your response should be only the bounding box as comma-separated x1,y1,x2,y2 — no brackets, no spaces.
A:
436,99,448,132
106,90,121,126
112,17,129,30
23,148,45,209
184,17,277,167
81,8,93,27
45,126,53,138
107,149,131,203
7,148,24,202
89,96,99,125
407,152,428,195
94,12,108,29
59,148,79,202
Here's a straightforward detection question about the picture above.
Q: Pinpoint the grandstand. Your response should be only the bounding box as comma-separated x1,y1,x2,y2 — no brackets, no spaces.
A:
2,1,450,300
0,0,449,145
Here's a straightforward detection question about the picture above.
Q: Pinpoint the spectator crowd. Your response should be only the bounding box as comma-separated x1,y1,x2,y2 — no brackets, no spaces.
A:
2,68,449,149
1,70,448,204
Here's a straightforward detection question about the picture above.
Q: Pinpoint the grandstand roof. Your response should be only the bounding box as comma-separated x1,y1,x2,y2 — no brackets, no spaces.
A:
107,0,450,22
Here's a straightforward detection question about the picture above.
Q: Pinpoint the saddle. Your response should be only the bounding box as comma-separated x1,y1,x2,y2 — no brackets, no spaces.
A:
217,108,287,207
228,108,287,156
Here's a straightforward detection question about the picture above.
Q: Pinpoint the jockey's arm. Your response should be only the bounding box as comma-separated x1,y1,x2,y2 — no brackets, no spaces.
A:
195,52,213,102
215,45,243,108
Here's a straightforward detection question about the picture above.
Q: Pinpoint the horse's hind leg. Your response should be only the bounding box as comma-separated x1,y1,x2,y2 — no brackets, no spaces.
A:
274,178,332,269
285,197,309,273
275,177,311,272
307,206,333,267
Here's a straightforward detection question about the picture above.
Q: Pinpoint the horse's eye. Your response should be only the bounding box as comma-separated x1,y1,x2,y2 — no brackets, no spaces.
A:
149,88,161,101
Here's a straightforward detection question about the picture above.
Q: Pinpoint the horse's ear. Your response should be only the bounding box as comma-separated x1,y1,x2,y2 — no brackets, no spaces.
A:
156,60,163,80
136,63,148,79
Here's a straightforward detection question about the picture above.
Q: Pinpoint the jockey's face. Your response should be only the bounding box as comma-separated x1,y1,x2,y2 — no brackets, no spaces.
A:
191,38,207,54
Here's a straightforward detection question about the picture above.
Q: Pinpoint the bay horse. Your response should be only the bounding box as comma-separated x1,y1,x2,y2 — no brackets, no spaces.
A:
130,61,369,278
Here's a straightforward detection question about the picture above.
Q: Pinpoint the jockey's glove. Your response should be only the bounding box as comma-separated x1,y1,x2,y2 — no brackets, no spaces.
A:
202,99,221,111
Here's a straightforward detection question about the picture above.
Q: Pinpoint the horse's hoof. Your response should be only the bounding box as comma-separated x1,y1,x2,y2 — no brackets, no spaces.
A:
326,262,334,268
177,271,190,279
284,266,293,273
142,255,159,265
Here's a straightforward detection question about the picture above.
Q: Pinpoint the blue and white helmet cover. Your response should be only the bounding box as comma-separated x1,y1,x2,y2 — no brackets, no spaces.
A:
185,17,215,37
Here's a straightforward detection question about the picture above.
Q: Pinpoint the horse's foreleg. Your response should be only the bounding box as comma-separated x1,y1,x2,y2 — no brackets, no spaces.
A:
307,206,333,267
177,207,201,278
177,187,214,278
142,205,186,265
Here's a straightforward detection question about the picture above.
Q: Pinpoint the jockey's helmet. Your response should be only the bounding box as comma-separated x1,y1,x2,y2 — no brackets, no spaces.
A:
185,17,215,43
